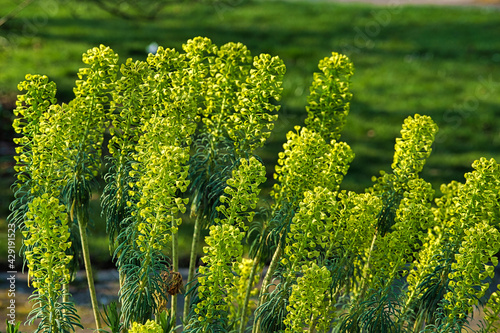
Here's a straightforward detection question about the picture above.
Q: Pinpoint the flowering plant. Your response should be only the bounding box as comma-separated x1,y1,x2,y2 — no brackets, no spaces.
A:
10,37,500,333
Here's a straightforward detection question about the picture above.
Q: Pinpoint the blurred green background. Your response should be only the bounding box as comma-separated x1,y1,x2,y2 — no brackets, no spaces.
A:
1,0,500,268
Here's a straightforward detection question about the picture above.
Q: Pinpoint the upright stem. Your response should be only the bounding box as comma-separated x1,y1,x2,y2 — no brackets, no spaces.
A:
253,238,284,333
171,216,179,327
357,228,378,301
76,204,102,330
62,283,69,308
184,213,203,321
310,314,318,333
239,255,261,333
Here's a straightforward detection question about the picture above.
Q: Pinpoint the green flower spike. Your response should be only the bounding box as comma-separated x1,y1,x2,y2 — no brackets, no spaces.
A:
23,194,81,332
183,37,285,154
284,262,331,333
404,158,500,330
368,177,435,288
227,257,261,328
12,74,57,177
189,223,244,330
392,114,438,178
216,156,267,230
118,118,191,326
445,222,500,323
187,157,266,331
305,52,354,142
272,126,354,208
283,186,338,271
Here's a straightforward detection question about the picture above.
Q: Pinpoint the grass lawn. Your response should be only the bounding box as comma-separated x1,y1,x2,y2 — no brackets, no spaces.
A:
1,0,500,266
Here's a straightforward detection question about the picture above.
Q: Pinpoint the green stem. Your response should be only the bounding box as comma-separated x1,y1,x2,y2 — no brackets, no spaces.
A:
309,313,318,333
184,213,203,321
238,255,261,333
357,228,378,302
253,238,284,333
62,283,69,309
76,204,102,330
171,216,179,327
48,258,57,331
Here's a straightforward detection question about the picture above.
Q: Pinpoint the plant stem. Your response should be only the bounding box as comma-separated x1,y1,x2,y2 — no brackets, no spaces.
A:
184,213,203,321
253,238,284,333
239,255,261,333
62,283,69,310
309,314,318,333
358,228,378,301
76,204,102,330
171,216,179,327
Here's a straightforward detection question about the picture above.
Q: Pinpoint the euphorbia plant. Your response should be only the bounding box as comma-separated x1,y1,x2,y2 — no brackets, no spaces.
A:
10,37,500,333
11,44,118,332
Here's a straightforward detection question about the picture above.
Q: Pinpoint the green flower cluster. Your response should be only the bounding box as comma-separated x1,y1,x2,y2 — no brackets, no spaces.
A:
405,157,500,328
129,111,193,254
369,177,435,286
216,157,267,229
284,188,380,272
305,52,354,142
22,194,78,331
12,75,61,196
362,115,437,289
143,46,200,143
12,74,57,180
330,115,440,331
23,194,72,290
108,57,153,158
192,223,244,328
332,191,381,263
284,262,331,333
280,187,383,330
371,114,438,196
446,222,500,319
272,126,354,206
391,114,438,178
282,186,338,270
440,158,500,321
71,44,119,177
131,143,190,252
129,319,162,333
183,37,285,154
454,157,500,230
228,53,285,153
226,258,261,327
188,157,266,330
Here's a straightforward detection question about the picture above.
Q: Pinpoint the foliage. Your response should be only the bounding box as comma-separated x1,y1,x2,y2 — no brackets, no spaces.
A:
100,302,122,333
9,37,500,332
3,320,21,333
